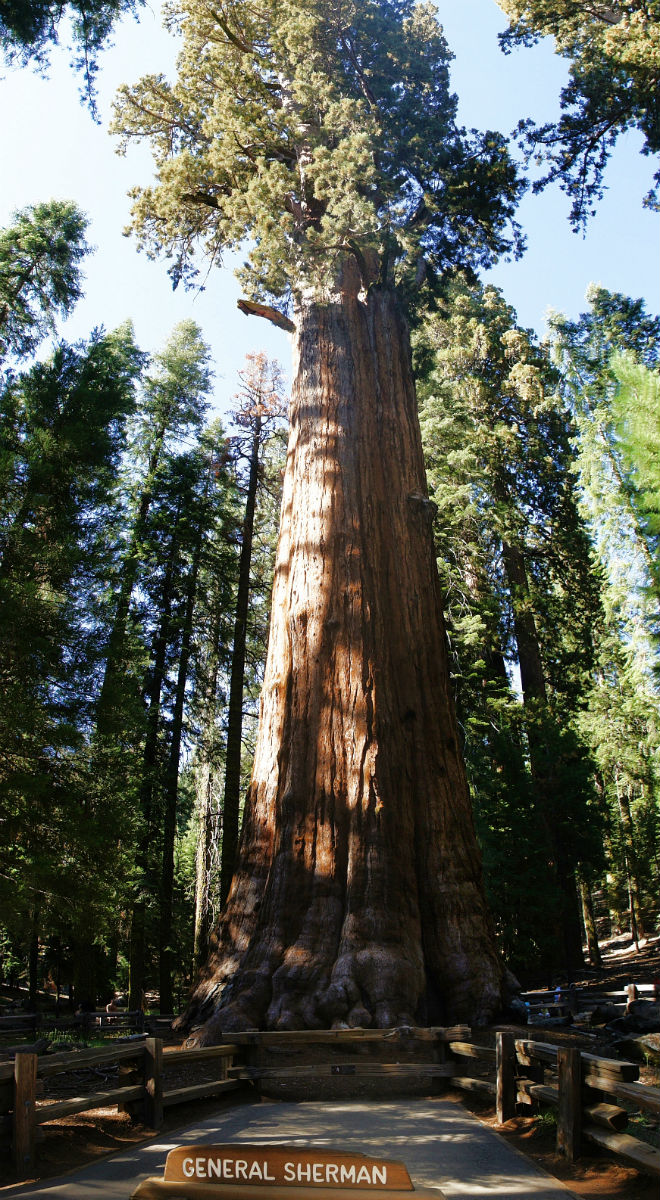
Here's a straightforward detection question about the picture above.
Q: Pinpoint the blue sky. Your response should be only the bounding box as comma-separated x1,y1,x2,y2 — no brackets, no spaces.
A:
1,0,658,416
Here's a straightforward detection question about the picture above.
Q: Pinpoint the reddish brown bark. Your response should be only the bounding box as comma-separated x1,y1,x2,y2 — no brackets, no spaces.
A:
184,265,504,1038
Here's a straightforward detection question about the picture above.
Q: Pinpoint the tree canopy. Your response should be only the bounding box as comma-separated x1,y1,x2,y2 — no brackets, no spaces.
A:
0,0,142,101
0,201,90,361
497,0,660,227
112,0,524,304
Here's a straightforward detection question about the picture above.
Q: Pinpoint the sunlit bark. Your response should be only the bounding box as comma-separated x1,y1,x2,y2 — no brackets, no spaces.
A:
183,264,504,1038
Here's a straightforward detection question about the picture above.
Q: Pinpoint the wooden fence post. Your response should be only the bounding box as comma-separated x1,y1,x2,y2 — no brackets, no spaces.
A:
496,1032,517,1124
557,1046,581,1162
14,1051,37,1178
143,1037,163,1129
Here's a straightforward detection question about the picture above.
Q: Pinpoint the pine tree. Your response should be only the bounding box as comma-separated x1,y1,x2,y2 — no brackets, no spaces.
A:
611,354,660,599
110,323,214,1009
96,319,212,739
0,0,142,105
547,288,660,947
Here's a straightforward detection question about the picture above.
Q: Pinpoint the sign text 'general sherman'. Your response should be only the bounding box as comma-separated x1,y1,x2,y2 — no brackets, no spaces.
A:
163,1147,414,1190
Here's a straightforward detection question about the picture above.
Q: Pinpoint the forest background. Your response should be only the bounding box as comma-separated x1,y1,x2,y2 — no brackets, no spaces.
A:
1,0,659,1015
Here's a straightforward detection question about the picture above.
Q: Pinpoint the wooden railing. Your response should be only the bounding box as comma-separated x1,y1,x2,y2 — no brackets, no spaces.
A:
0,1010,174,1042
1,1026,658,1183
520,980,659,1020
448,1031,660,1178
3,1038,240,1179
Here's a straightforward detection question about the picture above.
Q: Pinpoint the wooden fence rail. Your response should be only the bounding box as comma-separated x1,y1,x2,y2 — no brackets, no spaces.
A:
2,1039,240,1178
0,1027,658,1183
449,1032,660,1178
0,1010,175,1043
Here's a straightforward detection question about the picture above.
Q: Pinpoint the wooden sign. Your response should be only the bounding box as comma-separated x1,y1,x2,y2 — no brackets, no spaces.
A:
163,1146,414,1190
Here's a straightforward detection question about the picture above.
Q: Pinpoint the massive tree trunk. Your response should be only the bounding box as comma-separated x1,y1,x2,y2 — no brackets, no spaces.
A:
183,266,504,1039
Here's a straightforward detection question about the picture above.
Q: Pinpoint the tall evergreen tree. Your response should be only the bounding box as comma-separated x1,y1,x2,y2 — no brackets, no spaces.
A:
416,279,606,975
219,353,287,908
611,354,660,592
540,287,660,948
0,324,143,1002
113,0,524,1037
96,319,212,739
113,323,214,1008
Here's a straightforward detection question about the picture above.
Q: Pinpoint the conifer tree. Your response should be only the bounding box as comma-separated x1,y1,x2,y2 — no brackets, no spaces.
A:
115,0,524,1036
96,320,212,739
416,279,606,975
110,324,214,1008
219,354,288,908
0,0,142,104
540,288,660,948
611,354,660,593
0,325,143,1001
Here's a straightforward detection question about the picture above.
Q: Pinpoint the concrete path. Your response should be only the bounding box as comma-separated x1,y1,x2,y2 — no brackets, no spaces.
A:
2,1098,577,1199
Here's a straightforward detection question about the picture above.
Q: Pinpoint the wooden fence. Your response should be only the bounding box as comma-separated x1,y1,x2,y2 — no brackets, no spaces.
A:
520,981,660,1021
1,1027,658,1183
448,1031,660,1177
0,1010,174,1042
3,1038,240,1179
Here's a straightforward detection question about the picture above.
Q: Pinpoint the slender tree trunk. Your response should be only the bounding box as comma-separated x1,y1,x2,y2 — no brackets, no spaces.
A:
96,427,168,736
28,912,39,1010
614,772,644,948
577,873,603,968
129,512,180,1010
193,759,217,972
192,603,225,973
183,267,504,1039
159,521,204,1011
220,415,262,907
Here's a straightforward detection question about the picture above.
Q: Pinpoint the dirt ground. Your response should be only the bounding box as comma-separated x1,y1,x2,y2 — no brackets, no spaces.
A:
1,933,658,1197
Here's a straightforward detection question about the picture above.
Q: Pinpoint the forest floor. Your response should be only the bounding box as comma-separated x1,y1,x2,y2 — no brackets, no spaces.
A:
1,932,658,1197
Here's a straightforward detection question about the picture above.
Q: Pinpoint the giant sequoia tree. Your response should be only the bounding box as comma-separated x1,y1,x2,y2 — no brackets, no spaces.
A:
113,0,524,1036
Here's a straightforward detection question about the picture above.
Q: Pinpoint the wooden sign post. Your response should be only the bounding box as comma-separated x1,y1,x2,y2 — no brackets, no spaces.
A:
130,1144,448,1200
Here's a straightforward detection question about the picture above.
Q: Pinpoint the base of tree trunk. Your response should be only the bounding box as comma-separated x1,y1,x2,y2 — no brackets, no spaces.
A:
178,266,506,1042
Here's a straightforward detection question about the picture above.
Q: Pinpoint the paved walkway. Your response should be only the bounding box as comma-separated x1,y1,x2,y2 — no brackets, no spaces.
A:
2,1098,577,1199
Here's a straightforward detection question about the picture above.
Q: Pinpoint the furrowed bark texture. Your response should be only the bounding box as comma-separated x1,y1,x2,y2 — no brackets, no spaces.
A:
186,272,504,1039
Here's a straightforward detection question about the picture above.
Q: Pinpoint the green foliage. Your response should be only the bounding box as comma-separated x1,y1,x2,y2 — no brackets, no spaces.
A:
497,0,660,227
0,201,90,361
417,277,606,972
0,0,143,105
0,323,144,982
549,287,660,645
111,0,524,303
612,354,660,553
546,287,660,937
579,623,660,933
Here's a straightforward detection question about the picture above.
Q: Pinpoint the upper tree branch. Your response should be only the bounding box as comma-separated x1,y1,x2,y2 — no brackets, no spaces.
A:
237,299,295,332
